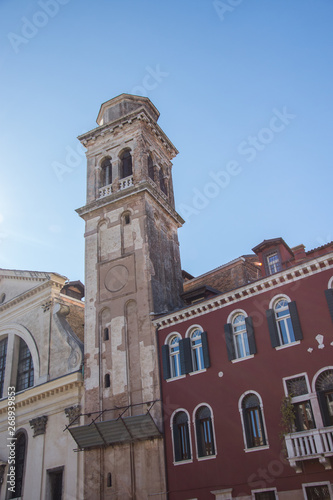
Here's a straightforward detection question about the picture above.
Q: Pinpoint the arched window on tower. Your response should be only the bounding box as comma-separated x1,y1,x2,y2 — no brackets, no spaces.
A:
159,169,167,195
101,157,112,187
148,155,154,181
120,150,132,179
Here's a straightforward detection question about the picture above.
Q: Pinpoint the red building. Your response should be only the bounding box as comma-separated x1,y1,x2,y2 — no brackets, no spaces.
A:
156,237,333,500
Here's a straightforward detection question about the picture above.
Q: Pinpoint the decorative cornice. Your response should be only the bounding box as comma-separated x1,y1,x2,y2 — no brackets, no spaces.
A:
0,280,64,313
155,254,333,329
0,373,83,415
78,108,178,159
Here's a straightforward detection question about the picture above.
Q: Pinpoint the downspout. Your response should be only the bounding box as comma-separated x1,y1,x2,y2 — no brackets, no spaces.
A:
155,322,169,500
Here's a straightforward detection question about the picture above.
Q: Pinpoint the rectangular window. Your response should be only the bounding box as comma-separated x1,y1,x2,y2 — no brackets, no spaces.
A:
47,468,64,500
305,484,331,500
266,252,281,275
0,338,8,398
254,491,276,500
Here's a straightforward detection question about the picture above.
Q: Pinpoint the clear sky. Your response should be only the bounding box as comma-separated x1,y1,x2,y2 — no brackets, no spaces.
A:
0,0,332,284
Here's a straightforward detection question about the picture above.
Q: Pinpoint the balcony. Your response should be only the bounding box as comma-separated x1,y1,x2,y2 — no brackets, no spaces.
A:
98,175,133,199
285,426,333,472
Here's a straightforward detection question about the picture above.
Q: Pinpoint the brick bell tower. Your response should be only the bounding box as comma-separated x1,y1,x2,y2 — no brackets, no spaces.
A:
75,94,184,499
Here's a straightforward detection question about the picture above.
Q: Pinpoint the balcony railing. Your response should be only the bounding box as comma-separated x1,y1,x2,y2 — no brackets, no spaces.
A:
285,426,333,472
98,175,134,199
99,184,112,198
119,175,133,190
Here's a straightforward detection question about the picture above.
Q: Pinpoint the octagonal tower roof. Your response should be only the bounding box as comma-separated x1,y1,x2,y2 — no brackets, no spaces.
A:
96,93,160,126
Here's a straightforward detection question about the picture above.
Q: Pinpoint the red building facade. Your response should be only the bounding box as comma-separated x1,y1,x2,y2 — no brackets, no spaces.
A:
156,238,333,500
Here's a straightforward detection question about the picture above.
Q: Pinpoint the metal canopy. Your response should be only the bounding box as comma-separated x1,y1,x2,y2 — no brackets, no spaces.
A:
68,412,162,450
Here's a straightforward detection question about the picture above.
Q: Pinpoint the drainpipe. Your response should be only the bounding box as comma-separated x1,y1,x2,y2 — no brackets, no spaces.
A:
155,322,169,500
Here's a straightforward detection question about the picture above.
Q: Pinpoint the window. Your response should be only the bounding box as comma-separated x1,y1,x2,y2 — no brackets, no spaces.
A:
304,483,332,500
101,157,112,186
9,432,26,499
159,169,167,195
253,491,277,500
172,411,191,462
315,369,333,427
16,338,34,391
266,297,303,348
195,406,215,457
169,335,181,378
107,472,112,488
266,252,281,275
105,374,111,388
103,327,109,341
120,150,132,179
324,279,333,322
148,154,154,180
241,393,267,449
190,329,204,371
0,338,7,398
284,374,315,432
224,313,256,361
47,467,64,500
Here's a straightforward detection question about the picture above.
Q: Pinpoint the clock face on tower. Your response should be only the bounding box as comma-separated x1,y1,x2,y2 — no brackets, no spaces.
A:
104,265,129,292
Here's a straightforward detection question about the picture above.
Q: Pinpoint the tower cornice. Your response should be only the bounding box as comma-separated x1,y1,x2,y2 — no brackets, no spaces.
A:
76,180,184,227
78,107,178,160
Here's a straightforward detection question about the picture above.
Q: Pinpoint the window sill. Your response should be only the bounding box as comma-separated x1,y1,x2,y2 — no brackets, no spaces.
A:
275,340,300,351
166,374,186,383
231,354,254,364
197,454,217,461
173,459,193,466
189,368,207,376
244,444,269,453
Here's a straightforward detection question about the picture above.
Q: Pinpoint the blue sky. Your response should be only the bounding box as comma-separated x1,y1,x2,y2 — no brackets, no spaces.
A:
0,0,332,284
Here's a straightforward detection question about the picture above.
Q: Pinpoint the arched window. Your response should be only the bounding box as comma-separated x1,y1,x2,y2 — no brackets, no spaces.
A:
195,406,215,457
0,337,8,398
16,338,34,392
190,329,204,371
9,432,26,498
101,157,112,187
266,296,303,348
169,335,181,378
120,150,132,179
148,155,154,181
315,369,333,427
325,278,333,322
232,314,250,359
241,393,267,449
224,312,256,361
172,411,191,462
159,169,167,195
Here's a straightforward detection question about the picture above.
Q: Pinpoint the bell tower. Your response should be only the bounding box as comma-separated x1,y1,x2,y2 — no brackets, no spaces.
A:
76,94,183,499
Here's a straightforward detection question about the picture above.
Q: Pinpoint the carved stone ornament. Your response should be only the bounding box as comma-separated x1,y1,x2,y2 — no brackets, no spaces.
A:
29,415,48,437
65,405,81,425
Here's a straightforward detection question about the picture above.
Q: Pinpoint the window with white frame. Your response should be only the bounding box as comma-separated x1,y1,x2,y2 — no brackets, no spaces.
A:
325,277,333,323
303,482,332,500
253,490,277,500
266,252,281,275
224,312,257,361
284,374,315,432
266,296,303,348
241,393,267,449
172,411,191,462
190,329,204,371
315,369,333,427
194,405,216,458
169,335,181,378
